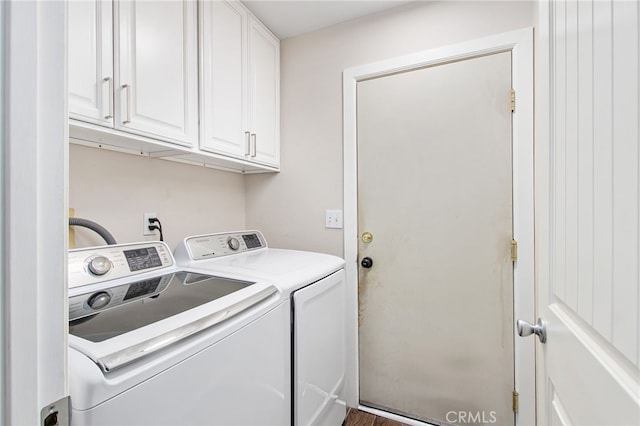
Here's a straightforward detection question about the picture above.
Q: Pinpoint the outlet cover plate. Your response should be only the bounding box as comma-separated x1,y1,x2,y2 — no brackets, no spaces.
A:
143,212,156,236
325,210,343,229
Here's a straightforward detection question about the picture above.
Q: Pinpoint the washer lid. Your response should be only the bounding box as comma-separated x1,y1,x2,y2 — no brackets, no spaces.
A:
69,271,278,372
70,271,256,337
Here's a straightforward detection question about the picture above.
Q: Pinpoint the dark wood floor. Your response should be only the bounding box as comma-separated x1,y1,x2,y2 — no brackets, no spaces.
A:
343,408,409,426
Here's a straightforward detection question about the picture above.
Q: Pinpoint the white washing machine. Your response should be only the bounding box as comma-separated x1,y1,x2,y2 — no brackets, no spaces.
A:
68,241,290,425
174,230,347,426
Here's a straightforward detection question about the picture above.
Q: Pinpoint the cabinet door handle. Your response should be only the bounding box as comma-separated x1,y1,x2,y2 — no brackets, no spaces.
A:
245,131,251,156
251,133,257,158
121,84,131,124
103,77,113,119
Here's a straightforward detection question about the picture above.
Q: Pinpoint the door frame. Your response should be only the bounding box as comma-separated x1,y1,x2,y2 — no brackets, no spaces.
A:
2,1,69,424
342,28,535,425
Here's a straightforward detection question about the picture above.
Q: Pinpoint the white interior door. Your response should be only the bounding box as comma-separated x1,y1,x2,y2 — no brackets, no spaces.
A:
534,1,640,424
357,51,515,425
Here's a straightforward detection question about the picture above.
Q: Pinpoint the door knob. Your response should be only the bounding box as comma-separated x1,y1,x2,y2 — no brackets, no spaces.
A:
517,318,547,343
360,257,373,268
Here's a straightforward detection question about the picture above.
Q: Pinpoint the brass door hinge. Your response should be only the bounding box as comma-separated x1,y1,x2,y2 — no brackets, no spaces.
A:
512,389,519,413
510,89,516,112
510,239,518,262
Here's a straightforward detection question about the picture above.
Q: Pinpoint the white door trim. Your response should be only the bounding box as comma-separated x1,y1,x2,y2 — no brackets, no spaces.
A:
2,1,69,424
533,2,552,422
342,28,535,425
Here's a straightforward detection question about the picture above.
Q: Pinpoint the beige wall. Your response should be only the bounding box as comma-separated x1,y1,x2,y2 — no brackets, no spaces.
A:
69,144,246,250
246,1,534,256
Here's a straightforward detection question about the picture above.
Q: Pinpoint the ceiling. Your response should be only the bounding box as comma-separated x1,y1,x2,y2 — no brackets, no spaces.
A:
242,1,414,39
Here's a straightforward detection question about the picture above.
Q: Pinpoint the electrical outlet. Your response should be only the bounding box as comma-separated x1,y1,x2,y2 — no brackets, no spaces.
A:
325,210,343,229
143,212,157,236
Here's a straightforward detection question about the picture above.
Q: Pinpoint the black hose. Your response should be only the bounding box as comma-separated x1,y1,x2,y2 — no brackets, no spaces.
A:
69,218,117,245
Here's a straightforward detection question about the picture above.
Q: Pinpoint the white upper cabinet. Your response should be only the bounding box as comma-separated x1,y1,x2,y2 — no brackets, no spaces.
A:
201,1,280,167
248,17,280,167
68,0,114,127
116,1,198,146
68,0,279,172
200,0,248,158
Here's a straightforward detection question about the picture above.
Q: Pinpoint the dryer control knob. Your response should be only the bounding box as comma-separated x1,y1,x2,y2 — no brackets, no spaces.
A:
87,256,112,276
88,291,111,309
227,237,240,251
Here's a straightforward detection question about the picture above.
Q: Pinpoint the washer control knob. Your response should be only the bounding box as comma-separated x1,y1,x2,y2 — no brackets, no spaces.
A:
87,256,112,276
87,291,111,309
227,237,240,251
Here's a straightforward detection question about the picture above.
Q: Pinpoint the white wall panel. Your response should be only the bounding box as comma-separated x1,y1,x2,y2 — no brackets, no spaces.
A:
552,0,639,367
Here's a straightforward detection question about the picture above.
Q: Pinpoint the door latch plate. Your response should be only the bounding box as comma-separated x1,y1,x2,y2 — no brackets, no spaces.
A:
41,395,70,426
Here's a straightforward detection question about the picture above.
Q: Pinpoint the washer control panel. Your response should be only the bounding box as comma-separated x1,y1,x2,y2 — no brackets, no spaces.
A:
68,241,174,289
182,231,267,260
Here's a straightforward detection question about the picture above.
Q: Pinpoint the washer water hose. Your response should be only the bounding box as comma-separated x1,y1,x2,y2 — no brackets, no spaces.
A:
69,218,117,245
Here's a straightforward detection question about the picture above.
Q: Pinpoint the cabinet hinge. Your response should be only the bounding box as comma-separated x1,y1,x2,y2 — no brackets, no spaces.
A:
512,389,519,413
510,89,516,112
510,239,518,262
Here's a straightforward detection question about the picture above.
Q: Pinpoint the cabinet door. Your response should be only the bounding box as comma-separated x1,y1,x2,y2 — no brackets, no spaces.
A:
248,17,280,167
116,0,198,146
200,0,248,158
69,0,113,127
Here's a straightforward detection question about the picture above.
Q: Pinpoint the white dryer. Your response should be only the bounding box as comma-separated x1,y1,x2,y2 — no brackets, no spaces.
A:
174,230,347,426
68,241,290,425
